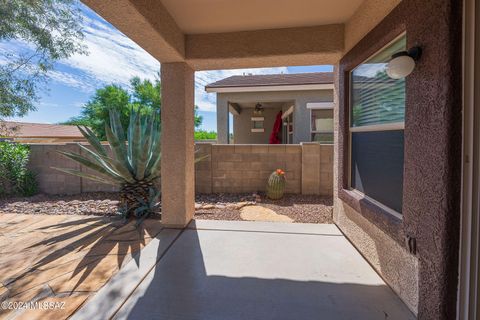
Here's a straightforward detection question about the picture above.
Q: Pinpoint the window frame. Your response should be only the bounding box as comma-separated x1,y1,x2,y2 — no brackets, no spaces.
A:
308,103,334,143
251,116,265,132
347,32,406,220
282,112,294,144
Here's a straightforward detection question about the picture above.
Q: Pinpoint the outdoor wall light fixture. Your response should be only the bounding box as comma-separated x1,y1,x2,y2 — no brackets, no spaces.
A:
253,103,264,116
386,46,422,79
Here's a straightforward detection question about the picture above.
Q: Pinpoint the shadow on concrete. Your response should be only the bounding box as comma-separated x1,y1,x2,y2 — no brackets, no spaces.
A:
113,222,415,320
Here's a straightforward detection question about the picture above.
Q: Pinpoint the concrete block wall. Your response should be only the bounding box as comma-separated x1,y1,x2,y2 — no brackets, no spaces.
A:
28,143,333,196
80,145,118,193
195,143,333,195
207,144,302,194
28,143,117,195
319,144,334,195
195,143,213,193
301,143,333,195
29,144,82,194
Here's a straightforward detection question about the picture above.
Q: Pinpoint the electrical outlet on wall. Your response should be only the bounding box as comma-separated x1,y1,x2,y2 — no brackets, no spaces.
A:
405,235,417,255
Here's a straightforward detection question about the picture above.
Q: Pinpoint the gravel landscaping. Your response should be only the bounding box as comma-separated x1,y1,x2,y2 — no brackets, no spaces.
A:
0,192,333,224
195,193,333,224
0,192,121,216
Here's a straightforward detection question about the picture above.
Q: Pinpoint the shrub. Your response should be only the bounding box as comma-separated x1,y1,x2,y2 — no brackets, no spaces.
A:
194,130,217,140
0,142,38,197
17,170,38,197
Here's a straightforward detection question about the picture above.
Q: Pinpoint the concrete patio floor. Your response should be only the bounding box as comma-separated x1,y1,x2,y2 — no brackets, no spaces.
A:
75,220,415,320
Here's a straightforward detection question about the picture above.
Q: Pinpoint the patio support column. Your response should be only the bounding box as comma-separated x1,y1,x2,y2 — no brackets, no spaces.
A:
161,62,195,228
216,95,229,144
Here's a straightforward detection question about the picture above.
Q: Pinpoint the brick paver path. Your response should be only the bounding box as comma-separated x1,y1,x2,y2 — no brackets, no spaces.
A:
0,213,163,319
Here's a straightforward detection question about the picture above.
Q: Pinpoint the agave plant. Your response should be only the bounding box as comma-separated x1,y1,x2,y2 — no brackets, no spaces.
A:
54,109,164,219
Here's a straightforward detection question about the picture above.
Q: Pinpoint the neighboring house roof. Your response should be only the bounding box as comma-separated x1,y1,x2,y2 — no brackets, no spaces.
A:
205,72,334,93
2,121,84,138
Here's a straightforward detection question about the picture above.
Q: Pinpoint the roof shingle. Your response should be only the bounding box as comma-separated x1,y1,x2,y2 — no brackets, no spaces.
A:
2,121,84,138
205,72,333,89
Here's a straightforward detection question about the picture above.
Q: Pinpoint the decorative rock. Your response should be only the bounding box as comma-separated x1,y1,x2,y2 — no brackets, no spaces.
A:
0,193,121,216
240,206,293,223
233,201,254,210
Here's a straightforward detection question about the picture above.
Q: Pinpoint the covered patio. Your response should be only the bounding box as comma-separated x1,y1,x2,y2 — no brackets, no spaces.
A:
67,0,464,319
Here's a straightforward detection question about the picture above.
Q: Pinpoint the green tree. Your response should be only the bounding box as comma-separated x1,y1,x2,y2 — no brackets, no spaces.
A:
65,84,131,139
130,76,161,110
194,106,203,128
63,77,203,140
0,0,86,119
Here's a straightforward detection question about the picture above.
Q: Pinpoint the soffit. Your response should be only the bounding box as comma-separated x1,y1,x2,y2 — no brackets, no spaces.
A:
160,0,365,34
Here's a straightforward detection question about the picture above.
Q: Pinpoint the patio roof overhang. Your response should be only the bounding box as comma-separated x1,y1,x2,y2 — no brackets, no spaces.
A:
81,0,400,70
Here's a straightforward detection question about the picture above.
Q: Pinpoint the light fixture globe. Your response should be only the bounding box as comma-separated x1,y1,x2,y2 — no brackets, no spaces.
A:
386,46,422,79
386,54,415,79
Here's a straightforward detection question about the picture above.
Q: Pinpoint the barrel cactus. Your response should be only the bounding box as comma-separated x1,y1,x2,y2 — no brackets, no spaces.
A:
266,169,286,200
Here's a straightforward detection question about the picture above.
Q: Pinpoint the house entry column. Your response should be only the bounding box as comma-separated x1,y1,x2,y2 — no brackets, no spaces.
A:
216,96,229,144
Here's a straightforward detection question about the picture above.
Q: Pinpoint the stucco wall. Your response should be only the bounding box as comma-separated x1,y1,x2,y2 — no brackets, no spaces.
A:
344,0,401,52
186,25,344,70
233,106,283,144
334,0,463,318
27,143,333,197
332,56,419,313
216,89,333,144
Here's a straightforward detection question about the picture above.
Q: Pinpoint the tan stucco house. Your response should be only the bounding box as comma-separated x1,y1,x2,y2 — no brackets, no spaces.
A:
206,72,334,144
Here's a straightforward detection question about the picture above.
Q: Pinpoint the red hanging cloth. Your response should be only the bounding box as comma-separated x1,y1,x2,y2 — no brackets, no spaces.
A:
269,111,283,144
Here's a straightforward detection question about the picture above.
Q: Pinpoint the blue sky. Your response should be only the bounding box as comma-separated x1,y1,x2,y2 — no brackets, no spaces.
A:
4,2,332,132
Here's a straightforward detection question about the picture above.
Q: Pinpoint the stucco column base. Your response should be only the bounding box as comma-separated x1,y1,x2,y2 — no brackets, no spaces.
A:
161,62,195,228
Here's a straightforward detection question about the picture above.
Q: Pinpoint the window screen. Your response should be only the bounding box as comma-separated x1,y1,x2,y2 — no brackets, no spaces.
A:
349,34,406,215
351,36,406,128
351,131,404,213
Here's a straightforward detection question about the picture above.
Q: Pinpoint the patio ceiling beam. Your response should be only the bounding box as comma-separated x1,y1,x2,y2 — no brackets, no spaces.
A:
228,103,242,116
185,24,345,70
82,0,185,63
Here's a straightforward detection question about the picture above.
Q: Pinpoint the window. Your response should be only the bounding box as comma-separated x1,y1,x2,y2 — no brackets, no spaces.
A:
253,121,263,129
311,108,333,143
251,117,264,133
349,34,406,216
